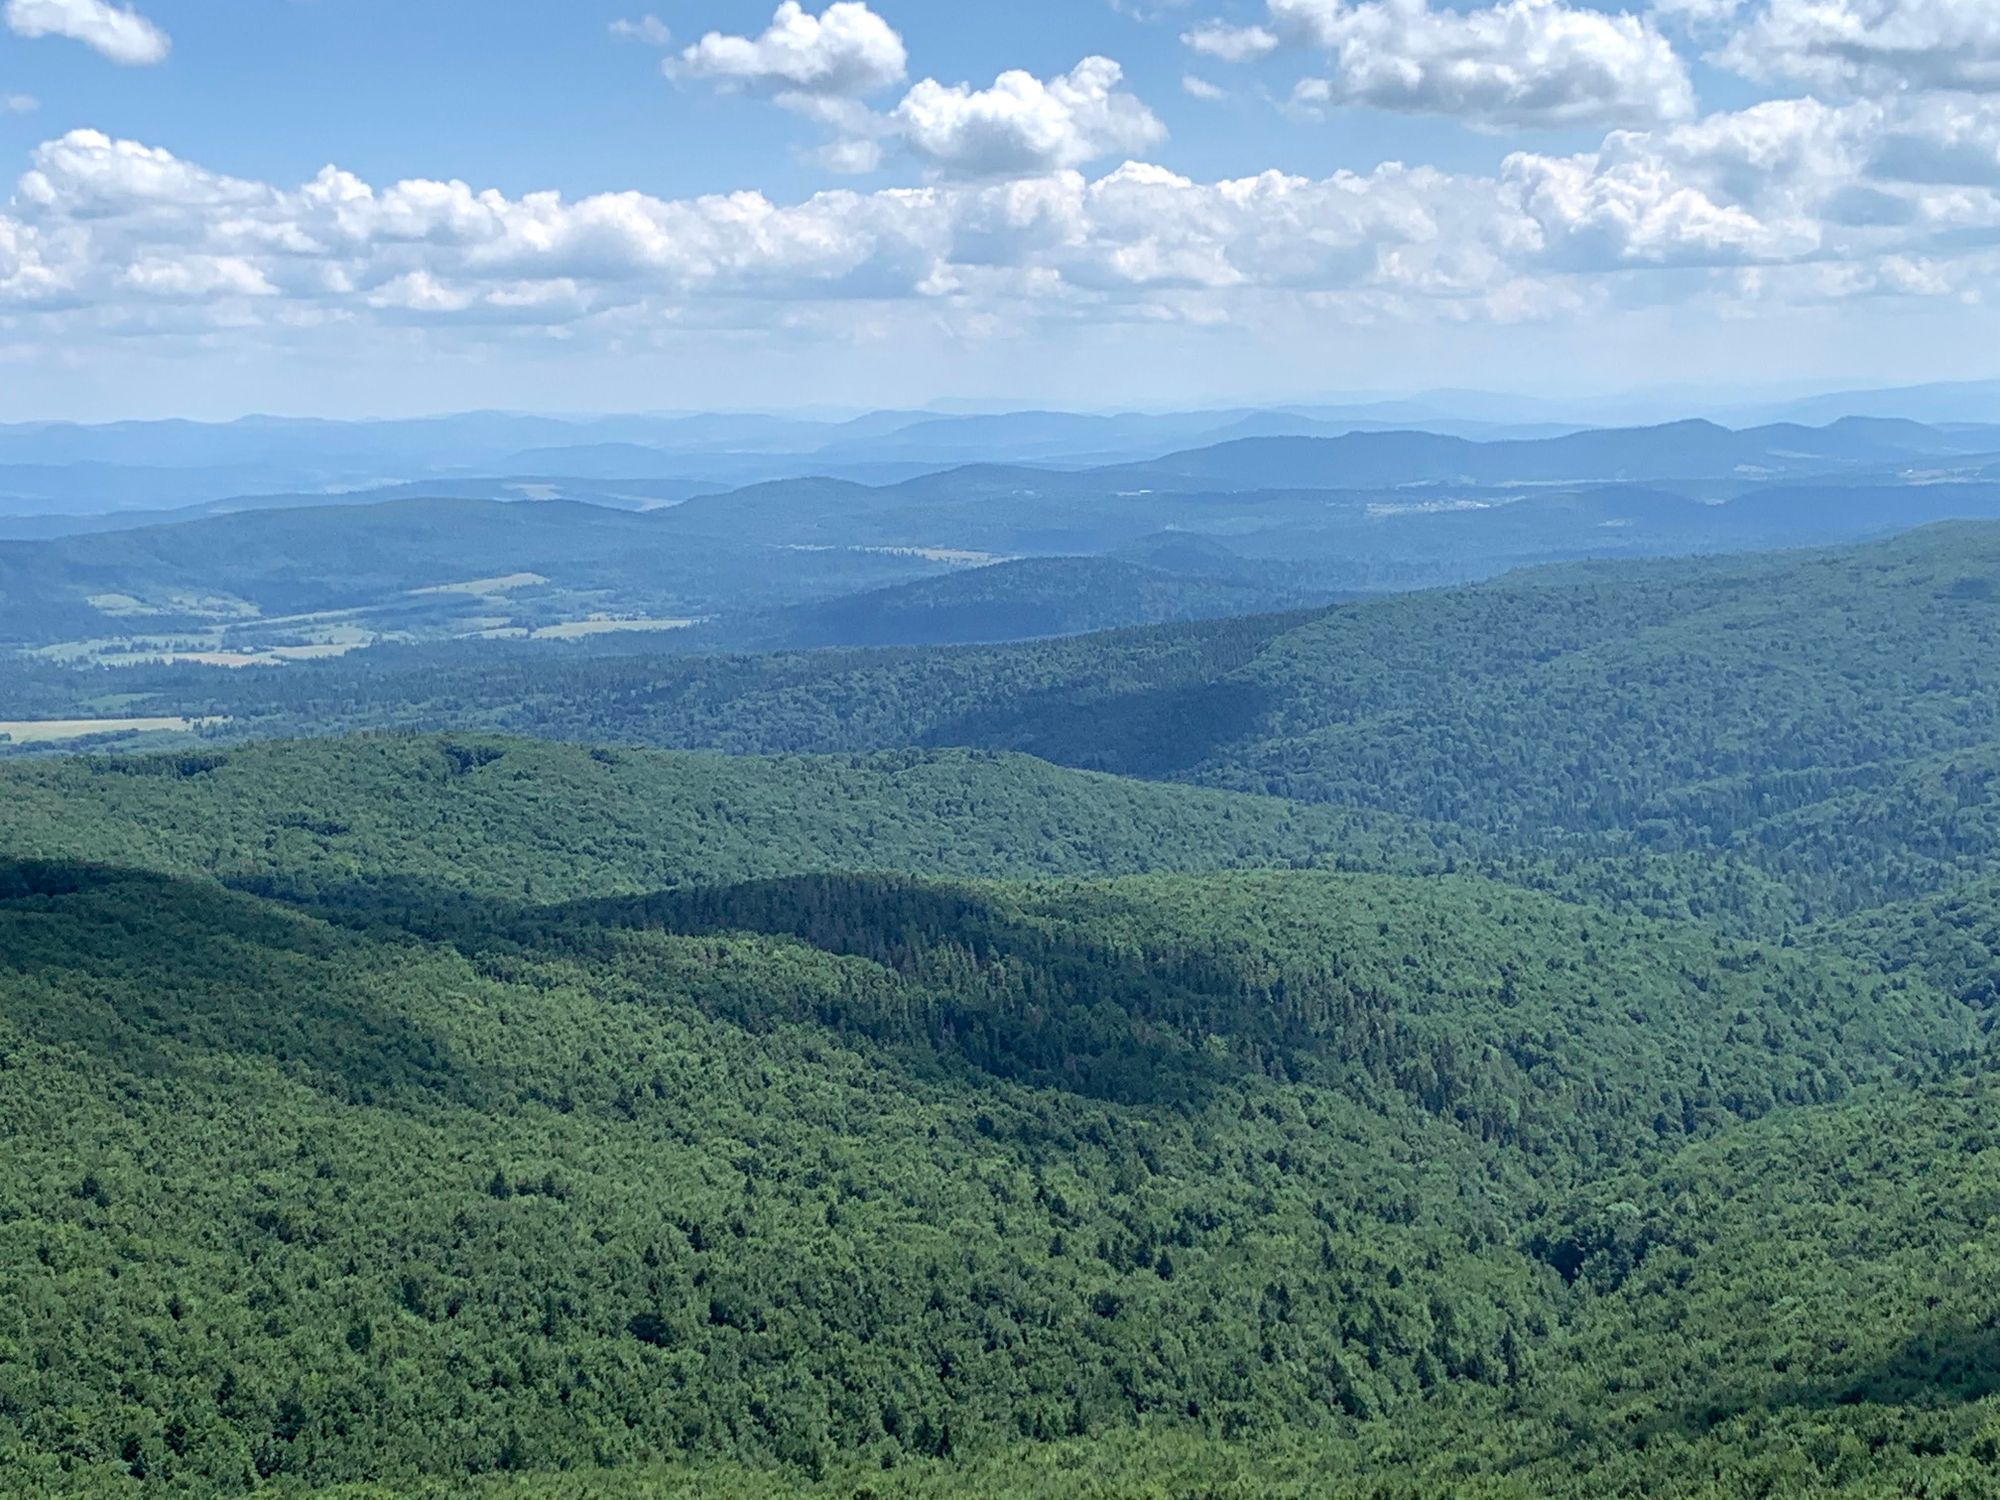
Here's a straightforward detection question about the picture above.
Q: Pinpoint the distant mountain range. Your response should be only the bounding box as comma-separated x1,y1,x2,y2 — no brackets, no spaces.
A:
7,385,1994,521
7,410,2000,660
0,406,1574,515
1115,417,2000,493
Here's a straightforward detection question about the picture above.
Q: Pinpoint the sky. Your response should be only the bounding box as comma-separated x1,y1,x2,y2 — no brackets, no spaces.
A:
3,0,2000,420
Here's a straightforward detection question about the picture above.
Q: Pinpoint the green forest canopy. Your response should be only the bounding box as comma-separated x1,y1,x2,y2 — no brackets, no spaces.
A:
9,527,2000,1496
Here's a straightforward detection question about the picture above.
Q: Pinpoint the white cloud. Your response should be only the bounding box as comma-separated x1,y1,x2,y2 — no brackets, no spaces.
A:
18,129,269,212
6,99,1999,359
1650,0,1741,23
4,0,168,65
809,137,881,174
3,93,37,114
1506,144,1809,268
609,15,672,47
1184,22,1281,60
1718,0,2000,95
669,22,1167,182
893,58,1168,176
121,254,276,300
1500,95,2000,275
1868,96,2000,185
1187,0,1696,129
1183,74,1229,101
673,1,908,98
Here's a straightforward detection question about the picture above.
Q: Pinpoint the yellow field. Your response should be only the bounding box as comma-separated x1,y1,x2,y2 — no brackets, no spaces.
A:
409,573,550,597
129,644,365,669
0,717,219,744
530,617,698,640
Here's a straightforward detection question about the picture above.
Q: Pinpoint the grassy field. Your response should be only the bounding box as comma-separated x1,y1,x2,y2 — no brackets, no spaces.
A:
408,572,551,597
524,616,700,639
0,716,215,744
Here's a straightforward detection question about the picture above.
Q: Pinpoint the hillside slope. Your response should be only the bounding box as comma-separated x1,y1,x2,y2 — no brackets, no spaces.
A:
0,736,1459,906
696,557,1315,651
0,840,1978,1496
117,525,2000,924
0,497,957,646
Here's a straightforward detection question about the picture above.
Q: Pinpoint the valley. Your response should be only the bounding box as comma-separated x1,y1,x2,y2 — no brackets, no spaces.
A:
10,414,2000,687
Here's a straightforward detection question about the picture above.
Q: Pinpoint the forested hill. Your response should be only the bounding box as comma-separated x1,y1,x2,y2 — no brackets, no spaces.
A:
11,524,2000,1496
96,522,2000,917
0,813,1990,1496
0,737,1463,905
684,556,1320,652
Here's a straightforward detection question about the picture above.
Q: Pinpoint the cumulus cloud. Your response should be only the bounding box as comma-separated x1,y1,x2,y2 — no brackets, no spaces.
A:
4,99,1996,357
660,6,1164,179
1507,142,1809,268
682,48,1170,180
1869,97,2000,185
120,254,276,300
1186,0,1695,129
0,126,1509,327
19,129,270,212
893,58,1168,176
4,0,168,65
672,1,908,98
1503,95,2000,277
1717,0,2000,95
1183,75,1229,101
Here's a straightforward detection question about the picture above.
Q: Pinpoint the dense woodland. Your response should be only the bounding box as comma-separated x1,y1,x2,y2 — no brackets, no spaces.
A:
7,524,2000,1496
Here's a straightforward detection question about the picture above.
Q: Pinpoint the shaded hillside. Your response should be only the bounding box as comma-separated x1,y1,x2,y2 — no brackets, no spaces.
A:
700,556,1320,651
0,837,1978,1496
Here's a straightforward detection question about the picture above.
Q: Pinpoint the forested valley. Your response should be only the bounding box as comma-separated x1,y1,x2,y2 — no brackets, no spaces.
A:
7,525,2000,1497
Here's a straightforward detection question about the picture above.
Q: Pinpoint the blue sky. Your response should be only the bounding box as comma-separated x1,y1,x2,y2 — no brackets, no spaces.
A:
5,3,1620,201
3,0,2000,419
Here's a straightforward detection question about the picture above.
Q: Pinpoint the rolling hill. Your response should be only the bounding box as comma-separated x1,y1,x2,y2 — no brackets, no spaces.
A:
1115,416,1994,492
2,718,1995,1496
108,524,2000,919
694,556,1322,651
11,509,2000,1497
0,496,968,649
16,413,2000,671
0,736,1460,905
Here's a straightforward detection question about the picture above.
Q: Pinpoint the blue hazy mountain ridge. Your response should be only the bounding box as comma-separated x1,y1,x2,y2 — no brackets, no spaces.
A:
6,404,1998,522
1113,418,1999,492
0,497,964,647
0,405,1508,471
0,461,346,516
11,415,2000,653
1755,379,2000,427
0,477,744,540
0,407,1381,510
674,556,1338,652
